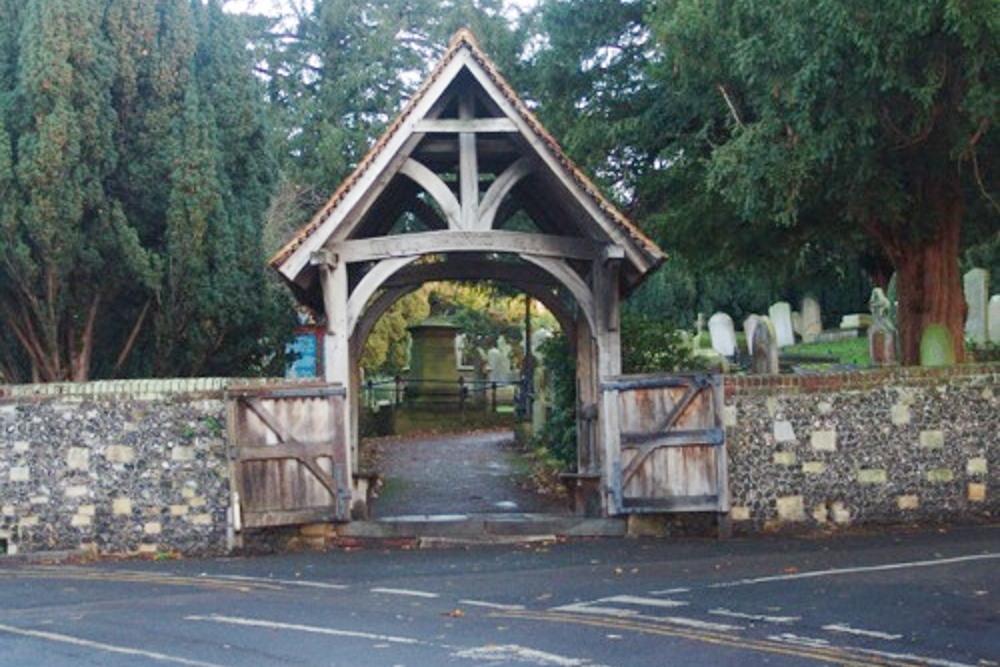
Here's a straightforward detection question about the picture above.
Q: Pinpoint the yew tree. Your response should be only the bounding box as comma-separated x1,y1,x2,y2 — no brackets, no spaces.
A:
651,0,998,363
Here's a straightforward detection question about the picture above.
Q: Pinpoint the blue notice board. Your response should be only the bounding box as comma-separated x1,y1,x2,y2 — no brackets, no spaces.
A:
286,328,323,378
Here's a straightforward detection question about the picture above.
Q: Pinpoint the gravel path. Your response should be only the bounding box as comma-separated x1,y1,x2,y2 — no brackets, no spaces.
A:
361,430,570,518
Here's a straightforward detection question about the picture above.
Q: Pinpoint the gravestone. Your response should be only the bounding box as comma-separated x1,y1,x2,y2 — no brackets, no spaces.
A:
963,268,989,345
407,317,462,405
751,317,780,374
867,288,897,366
990,295,1000,344
769,302,796,348
743,315,762,356
800,295,823,343
708,312,737,358
919,324,955,367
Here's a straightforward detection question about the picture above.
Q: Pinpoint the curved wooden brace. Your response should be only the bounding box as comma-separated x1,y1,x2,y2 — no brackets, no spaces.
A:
399,159,462,230
347,256,420,339
520,254,597,336
477,157,533,231
351,285,420,358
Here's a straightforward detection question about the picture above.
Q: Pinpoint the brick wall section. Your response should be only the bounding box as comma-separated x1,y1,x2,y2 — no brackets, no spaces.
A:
723,364,998,530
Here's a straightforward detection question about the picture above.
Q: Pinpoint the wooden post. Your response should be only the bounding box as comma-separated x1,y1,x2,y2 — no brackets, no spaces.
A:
315,250,355,504
594,253,623,515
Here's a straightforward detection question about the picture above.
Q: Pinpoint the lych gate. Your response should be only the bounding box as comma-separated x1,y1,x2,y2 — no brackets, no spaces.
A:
261,30,728,526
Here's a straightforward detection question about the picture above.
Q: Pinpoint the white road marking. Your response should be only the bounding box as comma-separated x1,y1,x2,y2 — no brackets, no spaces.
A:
711,553,1000,589
856,647,983,667
0,623,229,667
201,574,349,590
656,616,743,632
823,622,902,641
599,595,689,609
185,614,425,645
709,608,800,624
370,586,440,598
551,602,640,618
551,602,741,632
769,633,832,648
649,587,691,595
453,643,616,666
458,599,527,611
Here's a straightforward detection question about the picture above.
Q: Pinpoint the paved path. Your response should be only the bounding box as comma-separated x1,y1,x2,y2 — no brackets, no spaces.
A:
362,430,570,518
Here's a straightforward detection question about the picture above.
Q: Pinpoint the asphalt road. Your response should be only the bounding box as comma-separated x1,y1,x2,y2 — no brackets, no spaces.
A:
0,524,997,667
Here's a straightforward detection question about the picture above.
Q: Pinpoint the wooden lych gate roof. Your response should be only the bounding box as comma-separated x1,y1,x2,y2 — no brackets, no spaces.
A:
271,28,664,318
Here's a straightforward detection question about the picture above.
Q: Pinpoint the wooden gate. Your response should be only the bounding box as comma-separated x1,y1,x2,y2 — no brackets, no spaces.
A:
227,383,351,528
604,373,729,517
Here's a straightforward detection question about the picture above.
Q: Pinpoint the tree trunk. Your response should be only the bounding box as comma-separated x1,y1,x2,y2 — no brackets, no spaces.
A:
888,186,966,366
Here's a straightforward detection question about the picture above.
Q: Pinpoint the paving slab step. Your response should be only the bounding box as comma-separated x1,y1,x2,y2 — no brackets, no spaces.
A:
339,514,626,540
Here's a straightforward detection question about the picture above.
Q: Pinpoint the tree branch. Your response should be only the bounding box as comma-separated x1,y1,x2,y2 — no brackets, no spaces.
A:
717,84,745,130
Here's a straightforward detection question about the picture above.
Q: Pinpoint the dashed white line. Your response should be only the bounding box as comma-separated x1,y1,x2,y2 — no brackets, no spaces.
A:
370,587,440,598
453,644,617,666
185,614,425,645
202,574,349,590
769,633,832,649
823,623,902,641
551,602,640,618
458,599,527,611
711,553,1000,589
600,595,690,609
856,648,983,667
709,608,800,624
650,587,691,595
0,623,229,667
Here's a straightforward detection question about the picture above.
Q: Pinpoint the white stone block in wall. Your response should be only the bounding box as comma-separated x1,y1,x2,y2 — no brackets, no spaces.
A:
810,429,838,452
171,446,196,462
71,514,92,527
890,403,911,425
104,445,135,464
919,430,945,450
112,498,133,515
143,521,162,535
776,495,806,522
774,420,797,443
9,466,30,482
897,495,920,510
66,447,90,470
967,457,988,475
64,485,89,498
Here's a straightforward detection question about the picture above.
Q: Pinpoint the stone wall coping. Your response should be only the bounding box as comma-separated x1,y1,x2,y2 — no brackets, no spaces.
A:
724,363,999,398
0,376,324,402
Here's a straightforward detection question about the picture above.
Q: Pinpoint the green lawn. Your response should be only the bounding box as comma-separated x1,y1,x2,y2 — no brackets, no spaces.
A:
784,336,871,366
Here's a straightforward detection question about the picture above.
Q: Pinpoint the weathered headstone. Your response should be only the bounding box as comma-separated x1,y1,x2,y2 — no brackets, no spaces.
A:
743,315,762,355
769,302,796,348
963,268,989,345
800,295,823,343
708,312,737,358
868,288,897,366
990,295,1000,344
751,317,780,374
919,323,955,367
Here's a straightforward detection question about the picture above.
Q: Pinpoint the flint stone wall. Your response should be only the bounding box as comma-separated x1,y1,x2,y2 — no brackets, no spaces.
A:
724,364,998,530
0,379,243,557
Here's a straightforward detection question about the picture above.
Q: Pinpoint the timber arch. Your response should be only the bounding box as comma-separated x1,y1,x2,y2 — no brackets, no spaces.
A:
270,30,665,517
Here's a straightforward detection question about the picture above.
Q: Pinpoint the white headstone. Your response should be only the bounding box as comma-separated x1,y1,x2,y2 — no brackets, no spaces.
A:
708,312,737,357
800,295,823,343
743,315,762,355
486,347,503,382
989,295,1000,344
769,301,796,347
964,268,989,344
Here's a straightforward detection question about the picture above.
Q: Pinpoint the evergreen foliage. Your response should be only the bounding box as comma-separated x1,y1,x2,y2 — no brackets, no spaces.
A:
0,0,284,382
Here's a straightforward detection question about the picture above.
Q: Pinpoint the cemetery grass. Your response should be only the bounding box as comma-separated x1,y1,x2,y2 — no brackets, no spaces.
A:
785,336,870,366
